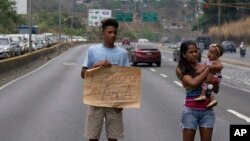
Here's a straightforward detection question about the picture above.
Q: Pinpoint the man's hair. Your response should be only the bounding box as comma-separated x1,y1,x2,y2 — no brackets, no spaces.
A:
101,18,119,31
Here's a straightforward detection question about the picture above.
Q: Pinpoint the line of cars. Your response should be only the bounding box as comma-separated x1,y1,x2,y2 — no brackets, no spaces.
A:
0,33,62,59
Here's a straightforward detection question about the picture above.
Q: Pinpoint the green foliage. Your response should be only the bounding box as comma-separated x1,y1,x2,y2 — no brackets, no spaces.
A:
119,26,160,41
195,0,250,32
0,0,23,33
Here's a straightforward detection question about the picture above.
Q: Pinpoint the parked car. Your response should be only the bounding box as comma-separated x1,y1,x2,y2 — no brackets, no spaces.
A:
173,41,201,62
221,41,236,53
128,43,161,67
138,38,149,43
8,34,28,54
0,36,17,59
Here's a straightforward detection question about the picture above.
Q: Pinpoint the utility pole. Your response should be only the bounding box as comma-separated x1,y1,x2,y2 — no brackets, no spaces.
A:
59,0,62,43
28,0,32,52
218,0,221,42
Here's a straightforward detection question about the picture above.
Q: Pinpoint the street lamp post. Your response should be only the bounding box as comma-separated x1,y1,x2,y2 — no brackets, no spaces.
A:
59,0,62,43
28,0,32,52
218,0,221,42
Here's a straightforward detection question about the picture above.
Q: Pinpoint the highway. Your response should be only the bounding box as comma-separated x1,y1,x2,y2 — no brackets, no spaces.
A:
0,44,249,141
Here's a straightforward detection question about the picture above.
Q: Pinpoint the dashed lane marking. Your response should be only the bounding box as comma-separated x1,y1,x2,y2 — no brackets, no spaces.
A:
162,56,166,59
227,109,250,123
174,81,183,87
63,62,76,66
150,68,156,72
160,74,168,78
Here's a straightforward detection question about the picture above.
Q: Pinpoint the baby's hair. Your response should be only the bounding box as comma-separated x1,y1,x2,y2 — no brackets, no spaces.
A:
210,44,224,57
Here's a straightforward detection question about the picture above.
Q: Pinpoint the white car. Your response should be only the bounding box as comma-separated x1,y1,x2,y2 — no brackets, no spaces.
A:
138,38,149,43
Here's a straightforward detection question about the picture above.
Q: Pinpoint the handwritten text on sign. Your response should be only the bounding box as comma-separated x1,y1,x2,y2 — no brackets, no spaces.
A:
83,66,141,108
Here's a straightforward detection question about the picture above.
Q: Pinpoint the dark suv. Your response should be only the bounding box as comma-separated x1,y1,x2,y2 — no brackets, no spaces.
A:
221,41,236,53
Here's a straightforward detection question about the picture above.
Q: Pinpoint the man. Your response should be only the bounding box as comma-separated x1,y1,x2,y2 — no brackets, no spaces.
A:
81,18,130,141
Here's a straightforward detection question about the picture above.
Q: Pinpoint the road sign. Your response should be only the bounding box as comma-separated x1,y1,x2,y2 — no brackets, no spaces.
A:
114,12,133,22
142,12,158,22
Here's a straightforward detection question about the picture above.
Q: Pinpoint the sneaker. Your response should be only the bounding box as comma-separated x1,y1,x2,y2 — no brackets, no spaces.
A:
207,100,218,108
194,95,206,101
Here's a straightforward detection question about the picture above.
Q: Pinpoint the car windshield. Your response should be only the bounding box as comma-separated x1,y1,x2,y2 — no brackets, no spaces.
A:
10,36,22,42
137,43,157,50
0,38,9,45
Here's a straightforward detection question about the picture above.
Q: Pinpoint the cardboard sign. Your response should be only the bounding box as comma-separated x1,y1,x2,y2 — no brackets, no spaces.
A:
83,66,141,108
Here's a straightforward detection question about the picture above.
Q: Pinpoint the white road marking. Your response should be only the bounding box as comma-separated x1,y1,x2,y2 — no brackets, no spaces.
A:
0,56,60,90
63,62,76,66
227,109,250,123
223,75,231,79
150,68,156,72
221,82,250,93
160,74,168,78
162,56,166,59
174,81,183,87
168,58,173,62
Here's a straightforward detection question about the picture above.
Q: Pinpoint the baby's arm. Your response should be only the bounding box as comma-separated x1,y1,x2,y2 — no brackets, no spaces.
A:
210,60,223,72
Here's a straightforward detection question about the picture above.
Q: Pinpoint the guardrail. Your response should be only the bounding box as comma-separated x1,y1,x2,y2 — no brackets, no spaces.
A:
0,42,83,74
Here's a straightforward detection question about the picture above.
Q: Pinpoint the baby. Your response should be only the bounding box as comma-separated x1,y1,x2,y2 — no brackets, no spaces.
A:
195,44,224,108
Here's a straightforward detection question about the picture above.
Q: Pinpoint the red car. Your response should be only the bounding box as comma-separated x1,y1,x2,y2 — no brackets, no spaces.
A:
122,37,130,45
128,43,161,67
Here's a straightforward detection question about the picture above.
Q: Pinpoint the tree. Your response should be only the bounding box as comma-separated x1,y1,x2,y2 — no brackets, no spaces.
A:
0,0,22,33
194,0,250,33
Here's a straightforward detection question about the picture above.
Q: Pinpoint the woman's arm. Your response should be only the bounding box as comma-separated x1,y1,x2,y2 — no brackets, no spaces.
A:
181,66,211,88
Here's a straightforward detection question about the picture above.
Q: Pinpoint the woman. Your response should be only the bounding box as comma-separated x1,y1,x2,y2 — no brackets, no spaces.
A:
176,40,217,141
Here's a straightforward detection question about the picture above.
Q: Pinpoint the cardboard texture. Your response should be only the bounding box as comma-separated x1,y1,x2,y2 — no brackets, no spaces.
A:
83,66,141,108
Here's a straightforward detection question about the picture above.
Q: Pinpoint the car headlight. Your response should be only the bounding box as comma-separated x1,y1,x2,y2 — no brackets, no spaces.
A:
3,48,10,51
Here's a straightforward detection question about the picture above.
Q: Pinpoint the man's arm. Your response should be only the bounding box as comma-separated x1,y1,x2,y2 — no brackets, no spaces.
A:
81,60,112,79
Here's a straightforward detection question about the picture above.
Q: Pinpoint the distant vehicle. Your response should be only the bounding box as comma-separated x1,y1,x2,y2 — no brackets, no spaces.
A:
128,43,161,67
0,36,17,59
138,38,149,43
18,25,39,34
196,36,211,50
221,41,236,53
8,34,28,54
122,37,130,45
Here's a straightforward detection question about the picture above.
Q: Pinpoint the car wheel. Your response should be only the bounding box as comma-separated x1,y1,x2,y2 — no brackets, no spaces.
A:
173,57,176,61
132,62,137,66
156,62,161,67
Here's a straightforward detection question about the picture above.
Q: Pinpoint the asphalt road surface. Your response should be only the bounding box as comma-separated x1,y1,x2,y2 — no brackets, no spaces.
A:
0,43,249,141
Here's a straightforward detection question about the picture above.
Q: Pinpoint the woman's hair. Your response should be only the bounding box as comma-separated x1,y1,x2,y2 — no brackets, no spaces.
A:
101,18,119,31
177,40,198,77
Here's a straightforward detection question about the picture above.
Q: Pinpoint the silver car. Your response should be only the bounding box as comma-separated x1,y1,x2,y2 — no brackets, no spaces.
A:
8,34,28,54
0,36,17,59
